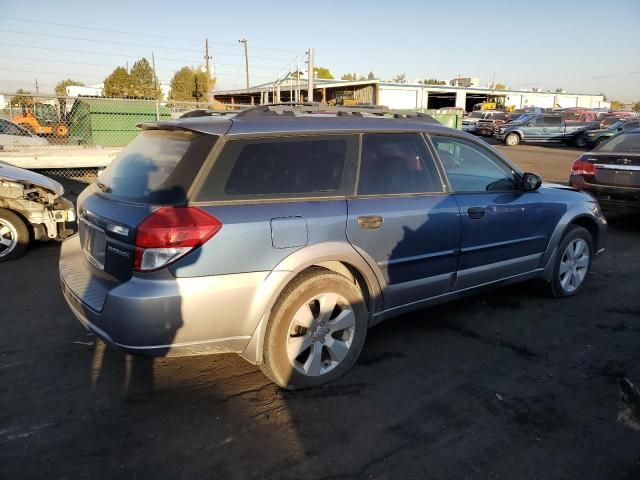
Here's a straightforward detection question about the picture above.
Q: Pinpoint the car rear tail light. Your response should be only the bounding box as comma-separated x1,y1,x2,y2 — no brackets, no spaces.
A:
133,207,222,272
571,157,596,176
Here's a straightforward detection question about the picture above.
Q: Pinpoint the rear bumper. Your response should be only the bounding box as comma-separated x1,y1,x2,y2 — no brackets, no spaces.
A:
59,235,270,357
570,176,640,212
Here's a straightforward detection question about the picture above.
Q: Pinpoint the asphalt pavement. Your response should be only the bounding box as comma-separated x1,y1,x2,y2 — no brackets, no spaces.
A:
2,144,640,480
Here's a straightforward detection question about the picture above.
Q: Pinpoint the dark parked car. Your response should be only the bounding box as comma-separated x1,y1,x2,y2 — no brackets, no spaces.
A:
60,103,607,389
574,119,640,148
570,128,640,212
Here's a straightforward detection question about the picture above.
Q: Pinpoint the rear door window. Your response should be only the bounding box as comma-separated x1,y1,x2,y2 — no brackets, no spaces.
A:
97,130,217,204
357,133,443,195
196,135,357,201
543,116,562,126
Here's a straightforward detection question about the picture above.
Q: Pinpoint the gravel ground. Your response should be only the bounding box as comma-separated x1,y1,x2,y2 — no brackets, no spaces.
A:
2,145,639,480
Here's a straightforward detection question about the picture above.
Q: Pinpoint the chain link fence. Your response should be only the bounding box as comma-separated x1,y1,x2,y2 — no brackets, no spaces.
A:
0,92,250,150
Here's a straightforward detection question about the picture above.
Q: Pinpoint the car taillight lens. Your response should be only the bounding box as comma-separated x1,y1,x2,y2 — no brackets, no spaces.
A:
133,207,222,272
571,157,596,176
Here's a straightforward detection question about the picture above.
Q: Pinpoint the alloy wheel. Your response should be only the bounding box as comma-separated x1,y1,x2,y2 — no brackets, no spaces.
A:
559,238,589,293
0,220,18,258
286,292,356,376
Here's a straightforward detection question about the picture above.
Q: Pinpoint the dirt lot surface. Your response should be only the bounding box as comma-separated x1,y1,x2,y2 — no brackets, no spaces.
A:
2,145,640,480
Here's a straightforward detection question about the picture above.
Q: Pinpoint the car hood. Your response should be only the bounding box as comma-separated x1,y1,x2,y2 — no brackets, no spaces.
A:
0,162,64,196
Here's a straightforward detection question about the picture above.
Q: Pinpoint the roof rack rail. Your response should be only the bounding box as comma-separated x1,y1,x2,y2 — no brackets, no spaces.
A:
235,102,391,117
179,109,235,119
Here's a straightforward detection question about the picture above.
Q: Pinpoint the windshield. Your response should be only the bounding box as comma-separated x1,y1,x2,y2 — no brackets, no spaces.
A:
595,132,640,153
607,120,626,130
97,130,217,204
469,112,485,118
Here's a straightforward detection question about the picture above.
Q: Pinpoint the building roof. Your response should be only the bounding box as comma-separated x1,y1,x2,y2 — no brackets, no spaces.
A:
213,78,605,99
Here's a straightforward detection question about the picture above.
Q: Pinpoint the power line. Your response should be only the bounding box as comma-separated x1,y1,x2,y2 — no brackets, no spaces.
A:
0,15,305,54
0,55,286,72
0,31,295,61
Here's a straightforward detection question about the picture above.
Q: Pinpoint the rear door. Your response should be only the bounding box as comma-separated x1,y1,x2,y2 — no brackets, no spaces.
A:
429,134,549,290
542,116,564,141
346,133,460,310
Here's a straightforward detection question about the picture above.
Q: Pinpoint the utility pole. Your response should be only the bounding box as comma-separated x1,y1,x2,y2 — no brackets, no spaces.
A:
35,78,39,95
151,51,158,91
239,38,249,89
204,38,212,94
306,48,314,102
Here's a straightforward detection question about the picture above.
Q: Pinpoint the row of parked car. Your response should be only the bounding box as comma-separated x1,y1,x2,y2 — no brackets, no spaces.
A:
462,108,639,148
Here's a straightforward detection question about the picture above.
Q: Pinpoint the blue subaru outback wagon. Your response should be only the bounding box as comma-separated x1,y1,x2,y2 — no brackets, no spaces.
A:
60,103,607,389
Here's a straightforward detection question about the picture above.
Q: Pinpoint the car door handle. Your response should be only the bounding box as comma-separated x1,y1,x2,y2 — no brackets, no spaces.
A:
467,207,486,219
357,215,384,230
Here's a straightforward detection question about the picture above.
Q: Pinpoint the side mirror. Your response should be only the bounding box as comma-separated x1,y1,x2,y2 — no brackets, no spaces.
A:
522,172,542,191
526,122,534,127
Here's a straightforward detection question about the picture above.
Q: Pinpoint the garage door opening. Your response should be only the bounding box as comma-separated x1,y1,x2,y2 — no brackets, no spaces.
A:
465,94,489,112
427,92,456,109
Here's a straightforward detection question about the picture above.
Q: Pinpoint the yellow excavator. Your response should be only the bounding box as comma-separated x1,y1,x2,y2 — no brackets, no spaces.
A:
473,95,515,112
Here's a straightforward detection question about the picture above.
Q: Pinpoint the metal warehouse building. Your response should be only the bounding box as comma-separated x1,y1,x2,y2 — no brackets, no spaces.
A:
213,79,609,111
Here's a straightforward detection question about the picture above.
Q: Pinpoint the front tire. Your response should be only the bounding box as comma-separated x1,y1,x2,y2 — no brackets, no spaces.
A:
548,226,593,298
505,132,520,146
0,209,30,261
260,270,368,389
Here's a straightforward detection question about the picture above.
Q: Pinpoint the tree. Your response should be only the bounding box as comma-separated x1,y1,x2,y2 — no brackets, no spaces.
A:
633,101,640,112
55,79,84,97
555,88,564,93
341,73,354,81
391,73,407,84
610,100,625,110
494,83,506,90
313,67,334,79
367,71,375,80
10,89,34,108
168,67,213,103
103,66,132,98
129,58,162,99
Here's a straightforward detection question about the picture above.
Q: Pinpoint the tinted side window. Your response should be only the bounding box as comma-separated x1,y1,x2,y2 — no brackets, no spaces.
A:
197,135,357,200
543,116,562,126
358,134,443,195
431,136,519,192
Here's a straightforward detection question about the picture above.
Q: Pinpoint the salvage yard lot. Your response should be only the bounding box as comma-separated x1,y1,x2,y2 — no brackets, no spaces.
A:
2,145,640,480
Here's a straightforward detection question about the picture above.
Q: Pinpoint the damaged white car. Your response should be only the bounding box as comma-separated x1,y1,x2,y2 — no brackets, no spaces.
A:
0,162,75,260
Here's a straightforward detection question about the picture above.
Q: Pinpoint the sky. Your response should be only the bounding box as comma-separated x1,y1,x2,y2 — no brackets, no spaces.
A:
0,0,638,101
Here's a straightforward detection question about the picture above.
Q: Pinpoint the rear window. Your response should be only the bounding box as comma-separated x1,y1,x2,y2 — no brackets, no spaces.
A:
595,132,640,153
196,135,357,201
97,130,217,204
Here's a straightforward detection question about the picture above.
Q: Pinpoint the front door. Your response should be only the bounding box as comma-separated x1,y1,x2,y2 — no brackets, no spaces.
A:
346,133,460,310
429,135,549,291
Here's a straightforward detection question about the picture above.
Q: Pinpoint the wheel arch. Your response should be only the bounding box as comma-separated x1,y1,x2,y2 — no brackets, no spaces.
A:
239,242,384,365
541,208,603,282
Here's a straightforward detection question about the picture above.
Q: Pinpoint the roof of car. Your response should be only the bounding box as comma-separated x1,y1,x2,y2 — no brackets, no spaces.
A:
139,110,464,137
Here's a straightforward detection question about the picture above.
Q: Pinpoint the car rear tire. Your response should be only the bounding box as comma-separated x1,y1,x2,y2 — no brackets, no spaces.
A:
260,269,368,389
0,208,30,261
574,135,587,148
548,225,593,298
505,133,520,146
